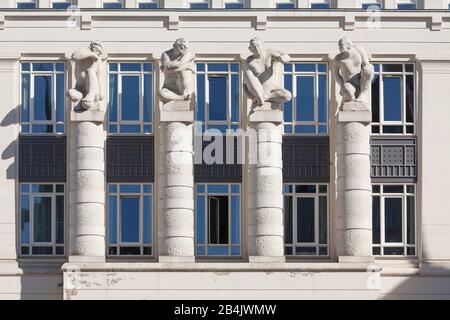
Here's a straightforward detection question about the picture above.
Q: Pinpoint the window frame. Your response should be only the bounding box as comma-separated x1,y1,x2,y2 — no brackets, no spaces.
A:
107,183,153,257
19,183,65,257
16,0,37,9
102,0,124,9
372,183,416,257
283,183,329,257
107,61,154,135
195,183,241,257
283,62,329,135
51,1,74,9
189,0,210,9
371,62,416,135
224,0,245,9
396,0,417,10
137,0,159,8
20,61,66,135
309,0,331,9
275,0,296,9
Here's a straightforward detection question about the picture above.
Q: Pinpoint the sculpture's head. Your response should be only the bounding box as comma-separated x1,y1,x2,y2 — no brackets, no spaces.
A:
338,38,353,53
249,37,264,56
173,38,189,55
90,40,104,56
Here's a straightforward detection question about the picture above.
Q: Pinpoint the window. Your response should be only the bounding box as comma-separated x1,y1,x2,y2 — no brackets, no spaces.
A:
20,62,65,134
52,1,73,9
283,63,328,134
276,0,295,9
138,0,158,8
372,184,416,256
17,0,36,8
103,0,124,8
225,0,245,9
20,184,65,256
371,63,415,135
397,0,416,10
108,62,153,134
362,0,382,9
195,184,241,256
284,184,328,256
310,1,330,9
190,1,210,9
108,184,153,256
196,63,240,132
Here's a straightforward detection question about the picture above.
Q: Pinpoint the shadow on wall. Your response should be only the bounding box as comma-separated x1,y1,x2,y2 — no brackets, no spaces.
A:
19,261,64,300
1,106,18,180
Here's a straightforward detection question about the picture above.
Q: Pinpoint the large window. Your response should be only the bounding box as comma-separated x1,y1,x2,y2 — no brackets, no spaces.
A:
397,0,416,10
225,0,245,8
371,63,415,135
103,0,124,8
196,63,240,132
284,184,328,256
276,0,295,9
108,62,153,134
20,183,65,256
283,63,328,134
16,0,36,8
372,184,416,256
138,0,158,8
195,184,241,256
108,184,153,256
52,1,73,9
190,0,210,9
310,1,330,9
20,62,65,134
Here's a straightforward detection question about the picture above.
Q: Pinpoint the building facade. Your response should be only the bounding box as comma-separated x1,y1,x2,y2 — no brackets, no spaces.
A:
0,0,450,300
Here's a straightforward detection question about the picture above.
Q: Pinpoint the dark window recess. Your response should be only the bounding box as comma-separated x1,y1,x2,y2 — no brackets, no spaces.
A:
371,138,417,182
194,136,242,182
107,136,154,183
19,136,66,182
282,136,329,183
208,196,229,244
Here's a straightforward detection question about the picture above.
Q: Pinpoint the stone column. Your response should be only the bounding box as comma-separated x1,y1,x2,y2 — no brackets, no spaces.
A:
69,113,106,261
247,109,285,261
158,101,195,261
336,109,372,259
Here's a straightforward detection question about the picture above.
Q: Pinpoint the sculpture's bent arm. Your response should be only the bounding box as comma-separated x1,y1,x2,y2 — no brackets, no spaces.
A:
71,47,98,61
164,51,195,70
267,49,290,64
160,52,171,72
332,62,345,87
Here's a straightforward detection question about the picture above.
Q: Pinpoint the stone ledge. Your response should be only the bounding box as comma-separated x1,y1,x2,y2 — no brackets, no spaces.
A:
338,110,371,123
160,110,194,122
71,110,105,123
249,110,283,123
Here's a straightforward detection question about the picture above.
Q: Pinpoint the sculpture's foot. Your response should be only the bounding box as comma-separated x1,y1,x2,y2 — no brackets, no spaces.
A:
81,99,95,110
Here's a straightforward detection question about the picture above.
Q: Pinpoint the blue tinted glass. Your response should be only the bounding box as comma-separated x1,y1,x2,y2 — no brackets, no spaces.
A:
230,63,239,72
18,3,37,9
190,2,209,9
139,3,158,8
120,125,141,133
207,246,229,255
362,4,381,10
33,197,52,243
32,125,53,133
21,125,30,133
143,63,152,72
103,3,123,9
197,246,205,255
296,125,316,133
196,74,205,121
225,3,244,9
276,3,295,9
231,184,240,193
22,63,30,72
32,184,53,193
143,185,152,193
385,198,403,242
295,64,315,72
56,74,65,122
109,125,117,133
207,184,228,193
143,125,152,133
284,75,293,122
284,125,292,133
296,76,315,122
109,184,117,193
144,74,152,122
55,63,64,72
109,63,118,72
318,75,327,123
284,184,293,193
230,246,240,256
231,195,240,244
383,77,402,121
311,3,330,9
284,63,293,72
21,74,30,123
53,2,71,9
55,196,63,244
121,76,140,121
208,76,227,121
318,125,327,133
56,124,64,133
196,195,205,244
21,195,30,244
120,184,140,193
143,196,152,244
21,184,30,193
34,76,53,121
109,195,117,244
317,64,327,73
208,64,228,72
372,196,380,244
121,63,141,72
398,3,416,10
196,184,205,193
121,197,140,243
231,75,239,123
197,63,205,72
109,74,118,122
33,63,53,72
297,197,315,243
206,124,228,133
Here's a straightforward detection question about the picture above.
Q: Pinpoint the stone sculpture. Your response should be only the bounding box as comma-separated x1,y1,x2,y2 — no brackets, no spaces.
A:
159,38,196,104
243,37,292,111
333,37,374,110
68,40,105,111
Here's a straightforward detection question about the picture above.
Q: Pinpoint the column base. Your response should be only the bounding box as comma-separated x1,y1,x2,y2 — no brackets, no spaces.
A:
338,256,375,264
249,109,283,123
159,256,196,263
248,256,286,263
68,255,105,263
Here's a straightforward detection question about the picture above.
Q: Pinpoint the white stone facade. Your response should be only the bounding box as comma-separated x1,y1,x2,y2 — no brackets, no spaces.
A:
0,1,450,300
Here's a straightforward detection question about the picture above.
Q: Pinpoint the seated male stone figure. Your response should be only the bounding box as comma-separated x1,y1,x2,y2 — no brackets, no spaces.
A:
333,37,374,110
68,40,104,111
243,37,292,111
159,38,195,104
